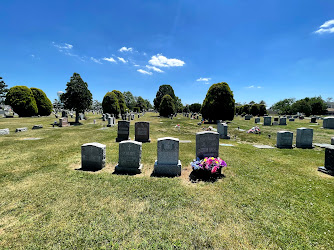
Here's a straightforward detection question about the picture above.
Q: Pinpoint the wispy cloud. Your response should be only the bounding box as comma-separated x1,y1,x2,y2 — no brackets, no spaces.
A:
246,85,262,89
52,42,73,51
90,57,102,64
148,54,185,67
137,69,152,75
119,46,133,52
118,57,127,63
196,77,211,82
314,19,334,34
146,65,164,73
103,57,117,63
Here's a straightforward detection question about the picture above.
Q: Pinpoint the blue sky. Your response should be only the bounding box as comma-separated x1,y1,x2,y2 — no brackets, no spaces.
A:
1,0,333,107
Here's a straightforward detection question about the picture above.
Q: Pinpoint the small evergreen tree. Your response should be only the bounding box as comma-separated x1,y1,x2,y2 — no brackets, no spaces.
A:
136,96,147,111
112,90,127,114
31,88,53,116
153,85,176,110
102,92,120,116
0,77,9,105
5,86,38,117
159,94,175,117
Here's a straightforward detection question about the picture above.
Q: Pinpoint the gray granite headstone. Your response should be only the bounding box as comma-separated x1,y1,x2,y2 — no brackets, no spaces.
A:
276,131,293,149
255,117,260,123
115,140,142,174
245,115,251,120
135,122,150,143
196,131,219,159
296,128,313,149
332,137,334,145
274,117,279,122
0,128,9,135
102,114,106,121
32,125,43,129
15,127,28,133
81,142,106,171
116,121,130,142
323,117,334,129
263,116,272,126
107,117,114,127
310,117,317,123
318,147,334,175
217,123,230,139
154,137,181,176
279,117,287,125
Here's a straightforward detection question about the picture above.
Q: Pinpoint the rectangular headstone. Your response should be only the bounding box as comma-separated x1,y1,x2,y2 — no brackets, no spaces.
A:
310,117,317,123
245,115,251,120
15,127,28,132
115,140,142,174
217,123,230,139
107,117,114,127
59,117,69,127
255,117,260,123
263,116,272,126
135,122,150,142
196,131,219,159
296,128,313,149
323,117,334,129
0,128,10,135
325,147,334,170
279,117,287,125
81,142,106,171
332,137,334,145
274,117,279,122
116,121,130,142
276,131,293,149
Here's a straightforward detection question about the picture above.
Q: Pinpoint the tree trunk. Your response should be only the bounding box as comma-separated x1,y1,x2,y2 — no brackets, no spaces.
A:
75,110,79,123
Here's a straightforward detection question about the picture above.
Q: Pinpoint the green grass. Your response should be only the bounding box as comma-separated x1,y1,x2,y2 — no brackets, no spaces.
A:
0,114,333,249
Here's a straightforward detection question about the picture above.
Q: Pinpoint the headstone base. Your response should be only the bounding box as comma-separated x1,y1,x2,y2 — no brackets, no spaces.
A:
153,160,181,176
114,164,142,174
136,139,151,143
220,135,230,139
318,166,334,176
107,124,114,127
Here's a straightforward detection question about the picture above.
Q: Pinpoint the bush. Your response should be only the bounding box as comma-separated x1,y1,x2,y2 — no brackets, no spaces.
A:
31,88,52,116
5,86,38,117
153,85,176,110
258,104,267,116
102,92,120,116
159,94,175,117
201,82,235,121
189,103,202,113
250,104,260,116
112,90,127,114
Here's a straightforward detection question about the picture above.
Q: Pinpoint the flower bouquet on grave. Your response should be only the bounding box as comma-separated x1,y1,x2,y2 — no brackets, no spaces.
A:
247,126,261,134
190,157,227,181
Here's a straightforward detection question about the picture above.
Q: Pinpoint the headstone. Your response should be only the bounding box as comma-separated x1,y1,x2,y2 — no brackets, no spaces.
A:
115,140,142,174
59,117,69,127
102,114,106,121
276,131,293,149
255,117,260,123
296,128,313,149
81,142,106,171
106,113,111,119
153,137,181,176
289,118,295,122
332,137,334,145
135,122,150,143
138,114,140,118
274,117,279,122
196,131,219,159
263,116,272,126
128,115,131,121
318,147,334,175
217,123,230,139
15,127,28,132
323,117,334,129
0,128,10,135
32,125,43,129
272,121,278,126
116,121,130,142
107,117,114,127
279,117,287,125
62,111,67,117
310,117,317,123
131,114,134,120
245,115,251,120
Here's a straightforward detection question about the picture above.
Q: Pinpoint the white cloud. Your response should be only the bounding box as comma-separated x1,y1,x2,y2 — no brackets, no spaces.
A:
196,77,211,82
90,57,102,64
119,47,133,52
148,54,185,67
118,57,127,63
137,69,152,75
315,19,334,34
52,42,73,50
103,57,117,63
146,65,164,73
246,85,262,89
134,64,140,67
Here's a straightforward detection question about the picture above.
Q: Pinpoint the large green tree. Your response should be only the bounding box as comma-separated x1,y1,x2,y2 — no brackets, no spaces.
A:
159,94,175,117
189,103,202,113
102,92,120,116
0,77,9,105
271,98,295,115
291,99,312,116
309,96,327,115
123,91,136,110
5,86,38,117
112,90,127,114
201,82,235,121
30,88,53,116
136,96,147,111
153,85,176,110
61,73,92,123
174,97,183,113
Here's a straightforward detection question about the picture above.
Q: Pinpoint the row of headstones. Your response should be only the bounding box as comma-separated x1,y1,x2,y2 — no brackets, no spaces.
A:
81,131,221,176
276,128,314,149
251,116,334,128
116,121,151,142
0,125,43,135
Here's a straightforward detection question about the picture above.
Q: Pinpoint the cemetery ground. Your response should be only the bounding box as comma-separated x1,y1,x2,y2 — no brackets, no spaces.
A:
0,114,333,249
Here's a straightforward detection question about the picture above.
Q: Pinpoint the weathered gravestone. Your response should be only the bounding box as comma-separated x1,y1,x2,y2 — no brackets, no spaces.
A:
107,117,114,127
310,117,317,123
323,117,334,129
196,131,219,159
62,111,67,117
263,116,272,126
245,115,251,120
318,147,334,175
32,125,43,129
279,117,287,125
332,137,334,145
296,128,313,149
289,118,295,122
153,137,182,176
255,117,260,123
135,122,150,143
115,140,142,174
59,117,69,127
0,128,10,135
276,131,293,149
217,123,230,139
81,142,106,171
15,127,28,133
274,117,279,122
116,121,130,142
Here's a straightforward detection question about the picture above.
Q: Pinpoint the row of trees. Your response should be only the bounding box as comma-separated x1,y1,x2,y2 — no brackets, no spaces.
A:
236,103,267,116
271,97,327,116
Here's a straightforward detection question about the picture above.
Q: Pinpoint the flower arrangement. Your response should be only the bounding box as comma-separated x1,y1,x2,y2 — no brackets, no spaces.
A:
191,157,227,174
247,126,261,134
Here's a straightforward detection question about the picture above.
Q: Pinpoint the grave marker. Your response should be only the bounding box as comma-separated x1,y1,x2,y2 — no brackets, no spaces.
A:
296,128,313,149
196,131,219,159
81,142,106,171
115,140,142,174
276,131,293,149
116,121,130,142
135,122,150,143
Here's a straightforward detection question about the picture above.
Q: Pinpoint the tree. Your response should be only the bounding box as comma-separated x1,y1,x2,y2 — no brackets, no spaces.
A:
250,104,260,116
112,90,127,114
258,104,267,116
102,92,120,116
0,77,9,105
30,88,52,116
183,104,190,113
291,99,312,116
92,100,102,111
201,82,235,121
153,85,176,110
241,104,250,115
175,97,183,113
309,96,327,115
249,101,255,105
259,100,266,105
271,98,295,115
5,86,38,117
144,99,153,110
123,91,136,110
136,96,147,111
61,73,93,123
189,103,202,113
159,94,175,117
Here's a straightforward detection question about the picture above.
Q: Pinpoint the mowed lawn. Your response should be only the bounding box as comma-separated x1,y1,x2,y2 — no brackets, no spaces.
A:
0,113,333,249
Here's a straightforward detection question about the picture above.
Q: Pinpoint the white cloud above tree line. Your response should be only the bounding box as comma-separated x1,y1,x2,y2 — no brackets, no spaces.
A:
314,19,334,34
137,69,152,75
148,54,185,67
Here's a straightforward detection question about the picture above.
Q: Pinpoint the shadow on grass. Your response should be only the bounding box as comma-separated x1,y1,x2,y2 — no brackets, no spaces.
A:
189,170,225,183
75,167,101,172
150,172,180,178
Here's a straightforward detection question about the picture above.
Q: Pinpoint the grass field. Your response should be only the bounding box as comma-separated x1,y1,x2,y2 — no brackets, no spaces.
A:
1,113,333,249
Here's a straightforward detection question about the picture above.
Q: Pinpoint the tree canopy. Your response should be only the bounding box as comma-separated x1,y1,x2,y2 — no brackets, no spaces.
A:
102,92,120,116
112,90,127,114
159,94,175,117
5,86,38,117
153,85,176,110
0,77,9,105
189,103,202,113
30,88,53,116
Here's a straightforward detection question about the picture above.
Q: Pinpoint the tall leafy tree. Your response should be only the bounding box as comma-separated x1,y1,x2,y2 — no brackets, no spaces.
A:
159,94,175,117
309,96,327,115
136,96,147,111
61,73,92,123
31,88,53,116
102,92,120,116
112,90,127,114
123,91,136,110
271,98,295,115
189,103,202,113
144,99,153,110
5,86,38,117
0,77,9,105
174,97,183,113
153,85,176,110
291,99,312,116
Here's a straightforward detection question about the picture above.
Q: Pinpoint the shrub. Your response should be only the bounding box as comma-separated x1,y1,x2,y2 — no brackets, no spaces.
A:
159,94,175,117
189,103,202,113
5,86,38,117
201,82,235,121
250,104,260,116
153,85,176,110
30,88,52,116
102,92,120,116
112,90,127,114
